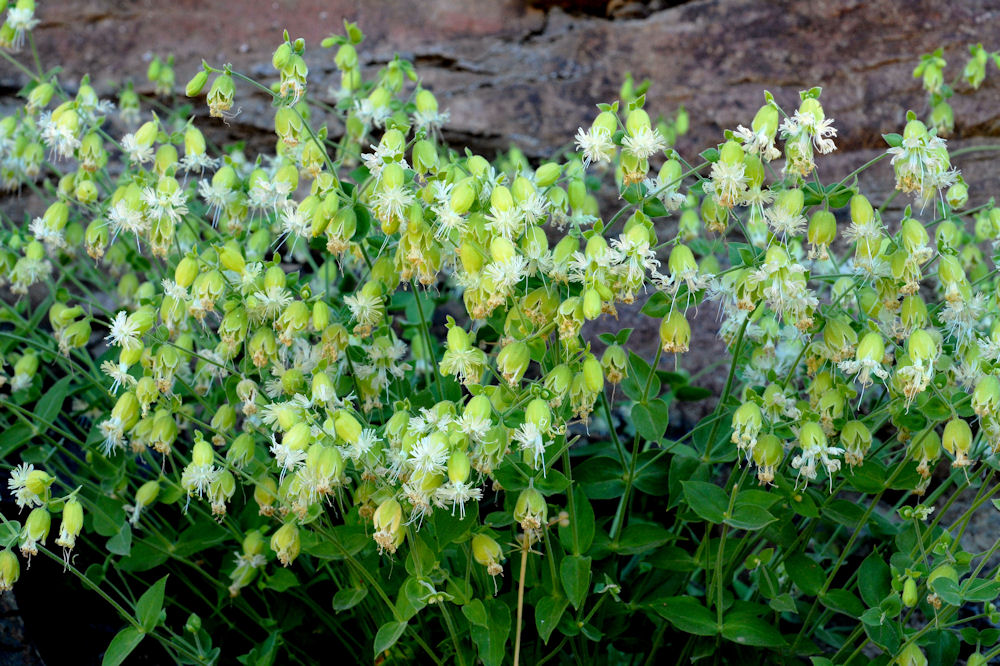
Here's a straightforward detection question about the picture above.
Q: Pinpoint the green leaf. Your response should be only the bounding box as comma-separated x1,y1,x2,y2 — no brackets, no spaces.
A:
632,399,669,442
633,450,669,496
102,627,144,666
674,385,713,401
824,499,866,528
925,629,960,666
858,552,891,607
535,596,569,644
931,577,962,606
0,521,20,548
651,596,718,636
640,292,671,319
682,480,728,523
721,615,788,647
785,553,824,596
135,576,167,633
768,593,797,614
464,599,511,666
700,147,720,163
373,621,408,658
820,588,864,618
575,456,625,500
962,578,1000,603
107,522,132,557
264,568,298,592
647,545,698,572
883,133,903,148
616,523,672,555
332,587,368,612
0,424,33,458
559,487,595,554
432,501,479,544
864,620,900,653
118,540,170,573
560,555,592,609
724,504,776,531
35,375,72,430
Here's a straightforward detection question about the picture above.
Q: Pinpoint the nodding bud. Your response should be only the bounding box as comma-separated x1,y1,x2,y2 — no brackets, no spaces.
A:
471,534,504,576
56,497,84,550
20,507,50,557
0,550,19,591
185,70,208,97
270,522,301,566
334,411,362,445
497,341,530,387
849,194,874,227
902,577,918,607
659,310,690,354
514,485,547,532
752,104,779,139
447,449,471,485
373,498,404,555
972,375,1000,419
942,418,973,467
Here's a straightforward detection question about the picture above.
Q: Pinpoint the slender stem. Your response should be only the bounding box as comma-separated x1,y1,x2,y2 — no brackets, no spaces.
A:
513,535,531,666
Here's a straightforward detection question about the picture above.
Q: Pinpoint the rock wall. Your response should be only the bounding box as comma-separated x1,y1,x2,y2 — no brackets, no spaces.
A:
8,0,1000,188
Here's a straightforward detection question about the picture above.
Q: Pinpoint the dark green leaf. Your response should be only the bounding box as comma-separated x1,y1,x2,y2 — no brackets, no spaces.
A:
820,589,864,618
785,553,824,596
332,587,368,612
864,620,900,653
135,576,167,633
465,598,511,666
858,552,891,607
632,399,669,442
724,504,776,531
535,596,568,644
107,522,132,557
560,555,592,609
768,593,797,614
373,621,408,657
925,630,960,666
616,523,672,555
102,627,144,666
575,456,625,500
931,577,961,606
682,480,728,523
962,578,1000,603
432,501,479,544
721,615,787,648
633,450,669,496
674,385,713,401
651,596,718,636
647,545,698,572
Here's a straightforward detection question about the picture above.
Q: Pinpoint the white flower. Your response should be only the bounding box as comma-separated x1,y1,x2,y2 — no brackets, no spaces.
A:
574,126,615,168
142,185,189,225
7,463,43,509
622,126,666,160
514,421,550,473
407,435,449,477
121,133,153,165
105,310,141,350
703,160,748,208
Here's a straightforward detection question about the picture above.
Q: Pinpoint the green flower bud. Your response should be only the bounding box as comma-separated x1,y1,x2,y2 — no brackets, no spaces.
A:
544,364,573,407
472,534,504,576
447,449,471,485
56,497,84,550
0,549,19,591
335,411,363,445
497,341,530,387
902,577,918,608
112,391,141,431
254,478,278,515
185,70,208,97
601,344,628,384
270,522,301,566
207,72,236,117
906,328,937,364
972,375,1000,419
582,355,604,394
849,194,874,227
659,310,690,353
20,507,50,556
751,104,779,139
373,498,404,554
942,417,973,467
514,485,547,531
